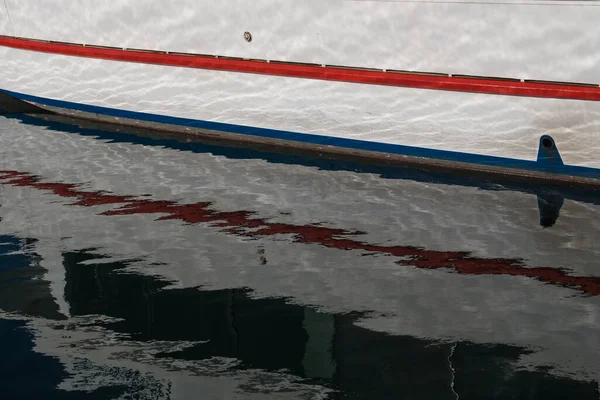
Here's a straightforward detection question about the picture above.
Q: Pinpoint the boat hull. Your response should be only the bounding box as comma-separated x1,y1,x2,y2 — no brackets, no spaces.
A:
1,0,599,182
4,0,600,82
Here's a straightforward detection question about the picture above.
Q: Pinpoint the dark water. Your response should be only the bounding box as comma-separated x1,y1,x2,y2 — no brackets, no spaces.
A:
1,113,600,399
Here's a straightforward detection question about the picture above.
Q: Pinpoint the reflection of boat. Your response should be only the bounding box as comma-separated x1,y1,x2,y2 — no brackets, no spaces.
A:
2,238,600,399
1,114,600,394
1,1,600,183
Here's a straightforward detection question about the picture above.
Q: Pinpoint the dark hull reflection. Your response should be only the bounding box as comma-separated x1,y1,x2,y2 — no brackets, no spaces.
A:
0,235,63,319
0,318,132,399
0,235,159,398
3,244,599,399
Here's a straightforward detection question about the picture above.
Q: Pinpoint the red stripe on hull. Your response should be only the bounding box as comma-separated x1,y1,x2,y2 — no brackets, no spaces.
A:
2,35,600,101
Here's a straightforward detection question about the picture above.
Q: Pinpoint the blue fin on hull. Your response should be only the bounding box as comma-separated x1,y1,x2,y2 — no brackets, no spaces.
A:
535,136,565,227
537,135,564,166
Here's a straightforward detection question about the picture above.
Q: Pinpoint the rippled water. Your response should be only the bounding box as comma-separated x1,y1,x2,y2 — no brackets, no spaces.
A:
1,112,600,399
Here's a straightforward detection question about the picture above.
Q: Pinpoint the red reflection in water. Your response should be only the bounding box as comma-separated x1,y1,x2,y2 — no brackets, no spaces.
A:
1,170,599,295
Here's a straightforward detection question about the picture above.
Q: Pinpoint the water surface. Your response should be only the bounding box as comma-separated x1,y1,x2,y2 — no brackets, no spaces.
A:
1,114,599,399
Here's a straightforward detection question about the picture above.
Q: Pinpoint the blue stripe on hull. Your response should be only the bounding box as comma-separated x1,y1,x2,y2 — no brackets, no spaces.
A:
2,88,599,180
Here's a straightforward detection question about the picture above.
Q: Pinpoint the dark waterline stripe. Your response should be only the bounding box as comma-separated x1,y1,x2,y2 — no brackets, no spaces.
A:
10,112,600,202
2,35,600,101
3,88,600,180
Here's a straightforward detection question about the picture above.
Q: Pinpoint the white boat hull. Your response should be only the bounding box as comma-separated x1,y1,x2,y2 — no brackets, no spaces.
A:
1,0,600,180
4,0,600,82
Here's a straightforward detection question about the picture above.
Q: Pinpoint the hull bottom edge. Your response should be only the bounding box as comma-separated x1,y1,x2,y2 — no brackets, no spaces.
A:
2,89,599,189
